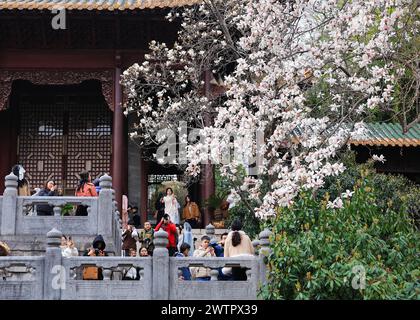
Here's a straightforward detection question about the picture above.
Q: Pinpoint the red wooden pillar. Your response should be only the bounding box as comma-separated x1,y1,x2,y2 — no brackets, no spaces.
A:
200,70,216,227
112,55,127,212
139,155,148,224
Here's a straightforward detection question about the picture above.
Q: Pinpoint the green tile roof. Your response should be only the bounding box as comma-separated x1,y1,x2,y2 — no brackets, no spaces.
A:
350,123,420,147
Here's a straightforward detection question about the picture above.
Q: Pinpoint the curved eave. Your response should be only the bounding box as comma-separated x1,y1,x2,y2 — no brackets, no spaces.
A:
350,139,420,147
0,0,202,11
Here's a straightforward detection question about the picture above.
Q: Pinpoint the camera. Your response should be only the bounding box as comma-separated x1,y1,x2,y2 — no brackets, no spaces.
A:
94,248,100,256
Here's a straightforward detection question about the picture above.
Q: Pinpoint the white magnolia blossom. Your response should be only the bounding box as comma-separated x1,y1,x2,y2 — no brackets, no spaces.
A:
327,197,344,210
122,0,417,219
372,154,387,163
341,190,355,199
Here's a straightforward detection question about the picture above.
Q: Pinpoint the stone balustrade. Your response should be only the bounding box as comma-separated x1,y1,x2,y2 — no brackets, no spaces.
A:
0,173,120,256
0,226,273,300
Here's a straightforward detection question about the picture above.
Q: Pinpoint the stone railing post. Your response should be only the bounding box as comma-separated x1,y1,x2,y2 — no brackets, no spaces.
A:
205,223,216,240
258,228,273,286
1,173,18,235
44,228,63,300
98,174,113,237
252,239,260,256
152,229,169,299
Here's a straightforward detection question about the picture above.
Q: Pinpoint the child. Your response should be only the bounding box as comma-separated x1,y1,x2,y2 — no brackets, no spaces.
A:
139,247,149,257
175,243,192,280
191,235,215,281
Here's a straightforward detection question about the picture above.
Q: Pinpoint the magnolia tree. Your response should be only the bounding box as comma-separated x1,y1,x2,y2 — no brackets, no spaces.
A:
121,0,419,219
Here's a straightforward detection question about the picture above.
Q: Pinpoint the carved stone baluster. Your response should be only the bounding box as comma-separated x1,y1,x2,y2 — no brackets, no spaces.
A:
210,269,219,281
246,269,252,281
53,205,61,217
205,223,216,241
102,268,112,281
252,239,260,256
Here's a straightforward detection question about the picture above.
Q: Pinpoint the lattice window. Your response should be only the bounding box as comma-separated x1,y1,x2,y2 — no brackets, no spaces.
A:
66,103,112,190
18,97,112,194
18,102,64,190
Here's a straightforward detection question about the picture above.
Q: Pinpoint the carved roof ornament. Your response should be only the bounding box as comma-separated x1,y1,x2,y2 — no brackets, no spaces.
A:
0,70,115,111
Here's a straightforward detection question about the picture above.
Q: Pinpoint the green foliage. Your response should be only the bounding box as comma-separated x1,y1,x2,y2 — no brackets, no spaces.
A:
214,165,264,238
205,190,229,211
320,151,420,229
262,168,420,300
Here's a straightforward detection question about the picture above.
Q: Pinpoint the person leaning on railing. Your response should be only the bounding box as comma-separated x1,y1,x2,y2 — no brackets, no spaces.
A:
37,180,59,216
222,219,255,281
75,170,98,216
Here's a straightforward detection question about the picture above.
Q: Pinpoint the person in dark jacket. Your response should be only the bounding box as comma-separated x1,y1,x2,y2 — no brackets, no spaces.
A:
175,243,192,280
122,220,138,256
37,180,59,216
83,234,108,280
154,193,165,225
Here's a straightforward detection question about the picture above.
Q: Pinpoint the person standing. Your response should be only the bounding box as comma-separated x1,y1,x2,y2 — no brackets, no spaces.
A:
139,221,155,256
11,164,31,196
122,221,138,257
37,180,59,216
163,188,180,225
75,170,97,216
154,192,165,225
175,243,192,280
154,214,178,256
181,222,195,256
182,195,201,228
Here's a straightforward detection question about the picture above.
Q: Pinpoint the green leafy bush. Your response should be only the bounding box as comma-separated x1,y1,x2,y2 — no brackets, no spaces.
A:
321,152,420,229
262,169,420,300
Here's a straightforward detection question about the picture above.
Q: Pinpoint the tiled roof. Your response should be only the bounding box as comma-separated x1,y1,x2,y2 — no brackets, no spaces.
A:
0,0,201,10
350,123,420,147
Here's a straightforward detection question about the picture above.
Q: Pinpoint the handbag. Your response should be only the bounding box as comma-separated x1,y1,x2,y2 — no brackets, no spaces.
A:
82,266,99,280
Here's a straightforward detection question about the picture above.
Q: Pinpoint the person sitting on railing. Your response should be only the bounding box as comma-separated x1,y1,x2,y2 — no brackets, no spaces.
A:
222,219,255,281
75,170,97,216
154,214,178,257
191,236,215,281
36,180,59,216
82,235,108,280
175,243,192,280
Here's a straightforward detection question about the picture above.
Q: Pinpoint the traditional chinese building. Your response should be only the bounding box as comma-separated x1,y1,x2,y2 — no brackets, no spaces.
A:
0,0,218,225
350,123,420,183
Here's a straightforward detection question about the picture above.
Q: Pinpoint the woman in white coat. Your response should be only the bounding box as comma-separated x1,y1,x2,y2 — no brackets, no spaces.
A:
163,187,180,224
